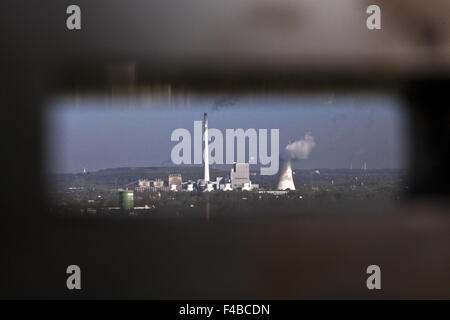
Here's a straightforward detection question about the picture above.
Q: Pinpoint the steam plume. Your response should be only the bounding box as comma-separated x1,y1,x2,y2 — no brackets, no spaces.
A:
283,132,316,160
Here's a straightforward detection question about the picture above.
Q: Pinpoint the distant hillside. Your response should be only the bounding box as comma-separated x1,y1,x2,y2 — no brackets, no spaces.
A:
50,167,228,189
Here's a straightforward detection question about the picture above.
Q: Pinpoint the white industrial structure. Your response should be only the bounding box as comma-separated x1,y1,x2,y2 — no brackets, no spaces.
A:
205,183,214,192
230,163,251,188
203,112,210,183
277,158,296,190
138,179,151,188
242,182,251,191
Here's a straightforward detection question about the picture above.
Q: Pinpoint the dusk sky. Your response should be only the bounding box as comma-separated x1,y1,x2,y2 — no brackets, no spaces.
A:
46,93,407,174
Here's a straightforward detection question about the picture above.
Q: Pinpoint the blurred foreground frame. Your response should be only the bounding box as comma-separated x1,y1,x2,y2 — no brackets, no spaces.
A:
1,0,450,299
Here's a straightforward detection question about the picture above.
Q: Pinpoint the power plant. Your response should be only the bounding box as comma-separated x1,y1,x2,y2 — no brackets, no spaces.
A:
116,114,316,195
200,112,257,191
118,112,262,197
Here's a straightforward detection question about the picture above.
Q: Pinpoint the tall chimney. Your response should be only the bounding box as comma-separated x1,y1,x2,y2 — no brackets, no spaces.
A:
204,112,210,182
277,158,296,190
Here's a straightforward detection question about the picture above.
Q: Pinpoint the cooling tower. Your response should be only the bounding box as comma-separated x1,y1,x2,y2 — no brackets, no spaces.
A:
277,158,296,190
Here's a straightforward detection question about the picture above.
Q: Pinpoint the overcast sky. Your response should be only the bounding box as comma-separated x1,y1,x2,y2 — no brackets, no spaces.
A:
46,93,407,174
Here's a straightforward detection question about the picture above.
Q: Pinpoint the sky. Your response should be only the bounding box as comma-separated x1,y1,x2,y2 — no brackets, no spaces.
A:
46,92,407,174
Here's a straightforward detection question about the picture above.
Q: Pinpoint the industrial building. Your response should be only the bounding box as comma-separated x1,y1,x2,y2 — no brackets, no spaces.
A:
119,190,134,211
135,178,170,192
168,174,182,191
153,179,164,188
135,179,151,192
230,163,251,189
138,179,150,188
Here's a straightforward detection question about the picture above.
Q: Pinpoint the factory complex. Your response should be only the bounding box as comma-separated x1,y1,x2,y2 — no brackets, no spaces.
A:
114,112,295,211
132,113,261,194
